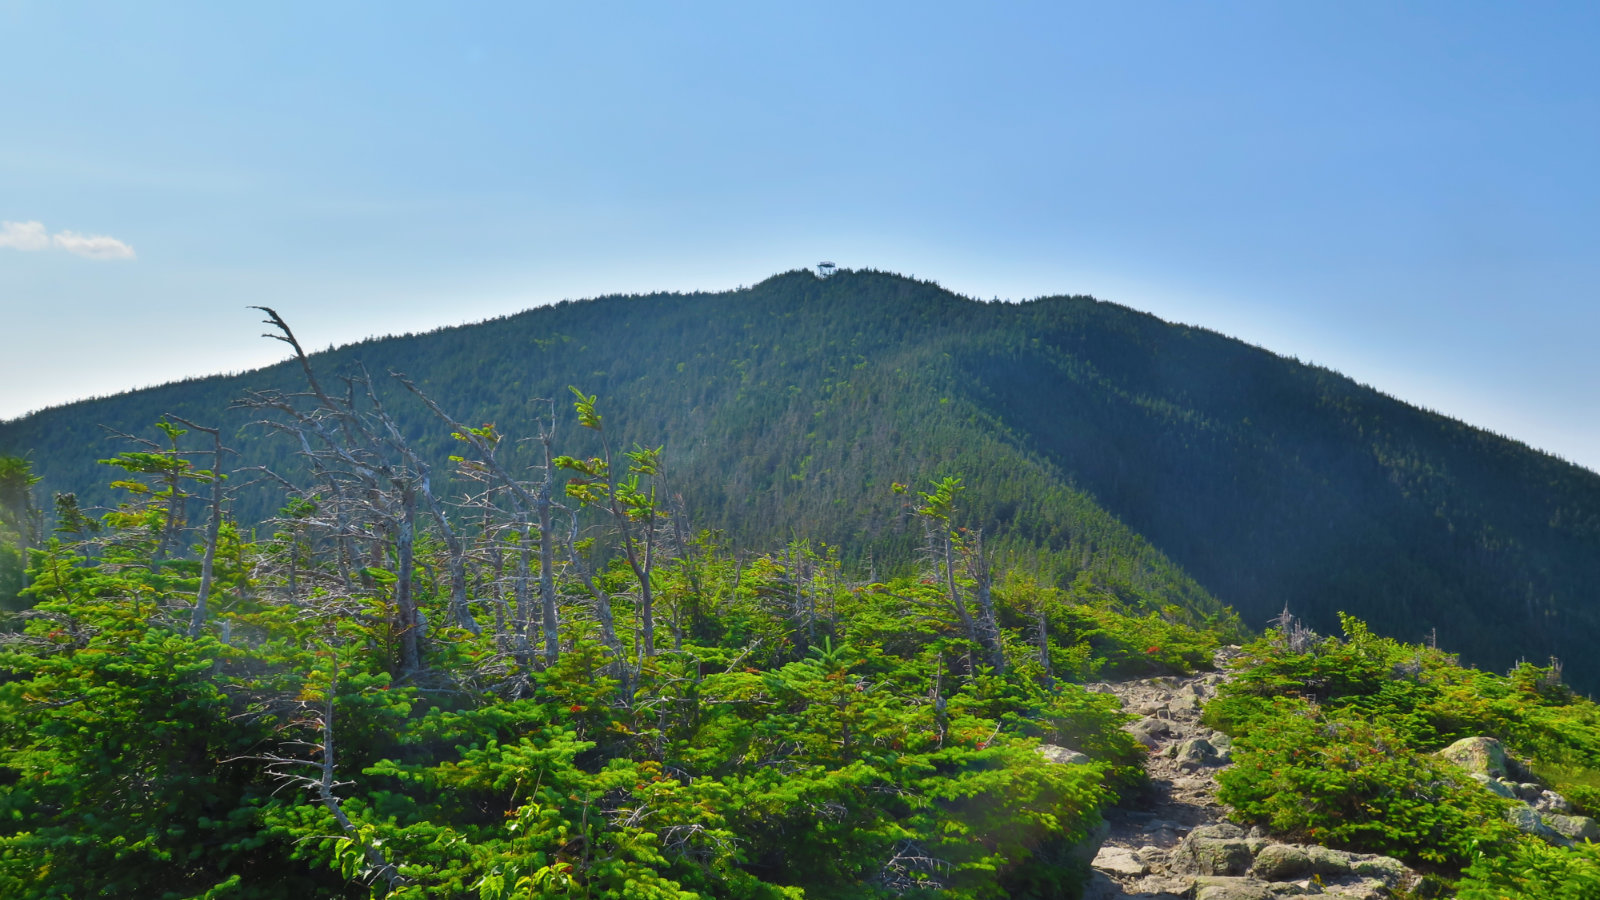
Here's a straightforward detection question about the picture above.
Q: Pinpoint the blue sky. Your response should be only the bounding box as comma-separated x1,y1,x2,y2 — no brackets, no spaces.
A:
3,2,1599,470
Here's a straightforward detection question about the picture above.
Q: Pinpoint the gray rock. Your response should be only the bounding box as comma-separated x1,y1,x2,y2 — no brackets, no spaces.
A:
1193,877,1276,900
1172,825,1253,876
1129,717,1173,748
1439,736,1508,778
1535,790,1574,815
1142,821,1186,844
1079,871,1123,900
1168,693,1205,714
1304,845,1353,877
1544,814,1600,842
1035,743,1091,766
1067,817,1113,867
1177,738,1222,771
1514,782,1545,802
1470,772,1518,799
1506,803,1560,840
1321,879,1388,900
1350,854,1409,884
1252,843,1313,881
1091,845,1149,877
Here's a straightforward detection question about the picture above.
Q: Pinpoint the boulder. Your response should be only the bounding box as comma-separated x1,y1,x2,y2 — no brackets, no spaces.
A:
1129,717,1173,748
1060,816,1111,870
1251,843,1312,881
1514,782,1545,802
1439,736,1508,778
1172,824,1253,876
1544,814,1600,842
1535,790,1574,815
1176,738,1222,772
1506,803,1560,840
1035,744,1091,766
1469,772,1518,800
1090,845,1148,877
1304,844,1353,876
1350,854,1409,884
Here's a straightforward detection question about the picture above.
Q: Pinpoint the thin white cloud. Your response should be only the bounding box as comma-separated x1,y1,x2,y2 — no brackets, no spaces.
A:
52,230,136,260
0,220,50,252
0,220,135,260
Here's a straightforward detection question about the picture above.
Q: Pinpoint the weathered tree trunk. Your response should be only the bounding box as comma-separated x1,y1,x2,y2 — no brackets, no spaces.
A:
395,484,422,673
417,473,479,634
172,418,226,639
1033,604,1054,691
966,533,1007,674
537,480,559,665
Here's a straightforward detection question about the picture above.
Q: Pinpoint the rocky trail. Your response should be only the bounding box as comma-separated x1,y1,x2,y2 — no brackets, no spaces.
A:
1071,649,1418,900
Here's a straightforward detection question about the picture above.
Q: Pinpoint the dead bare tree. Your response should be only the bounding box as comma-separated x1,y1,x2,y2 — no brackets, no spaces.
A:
392,375,567,667
242,652,408,893
166,416,231,638
960,529,1007,675
1270,603,1317,654
242,308,437,673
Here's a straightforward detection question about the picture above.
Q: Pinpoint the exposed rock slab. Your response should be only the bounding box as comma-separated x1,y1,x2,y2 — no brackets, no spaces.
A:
1035,743,1092,766
1439,735,1508,778
1091,845,1149,877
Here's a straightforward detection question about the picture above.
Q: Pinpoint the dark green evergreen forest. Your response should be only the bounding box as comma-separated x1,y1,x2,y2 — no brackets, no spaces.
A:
3,268,1598,691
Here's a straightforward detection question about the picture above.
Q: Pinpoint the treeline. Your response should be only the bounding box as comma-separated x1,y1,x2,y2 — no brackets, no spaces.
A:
3,269,1599,690
0,346,1229,898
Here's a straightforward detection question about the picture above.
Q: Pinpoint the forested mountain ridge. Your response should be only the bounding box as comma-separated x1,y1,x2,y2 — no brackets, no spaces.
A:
4,268,1598,690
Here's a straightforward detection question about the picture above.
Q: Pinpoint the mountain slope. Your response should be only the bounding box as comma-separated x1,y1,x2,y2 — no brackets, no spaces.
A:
4,269,1598,688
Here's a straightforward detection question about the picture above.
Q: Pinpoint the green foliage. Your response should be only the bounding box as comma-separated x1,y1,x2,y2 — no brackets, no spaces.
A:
0,595,339,897
0,454,39,612
1457,838,1600,900
1210,613,1600,883
0,441,1175,898
1216,705,1518,866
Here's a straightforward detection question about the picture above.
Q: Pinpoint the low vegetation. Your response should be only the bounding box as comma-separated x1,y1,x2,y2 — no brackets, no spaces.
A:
1205,612,1600,895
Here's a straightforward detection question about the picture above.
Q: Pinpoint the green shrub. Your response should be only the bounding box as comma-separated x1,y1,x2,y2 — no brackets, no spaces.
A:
1457,837,1600,900
1217,706,1518,867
